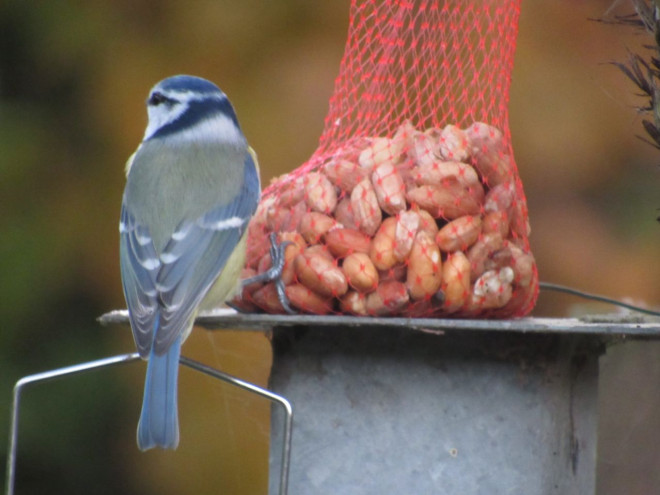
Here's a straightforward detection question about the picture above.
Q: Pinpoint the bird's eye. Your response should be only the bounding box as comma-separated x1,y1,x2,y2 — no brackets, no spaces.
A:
148,92,169,106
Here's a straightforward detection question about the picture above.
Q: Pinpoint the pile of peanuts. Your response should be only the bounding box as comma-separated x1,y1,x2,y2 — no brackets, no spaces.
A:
240,121,537,317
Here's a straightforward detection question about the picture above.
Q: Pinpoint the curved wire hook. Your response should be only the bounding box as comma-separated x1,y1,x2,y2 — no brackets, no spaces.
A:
5,353,292,495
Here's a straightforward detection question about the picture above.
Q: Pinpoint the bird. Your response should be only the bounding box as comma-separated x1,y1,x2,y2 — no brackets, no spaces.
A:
119,75,262,450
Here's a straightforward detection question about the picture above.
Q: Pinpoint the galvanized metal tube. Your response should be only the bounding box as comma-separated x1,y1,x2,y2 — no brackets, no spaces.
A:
268,326,602,495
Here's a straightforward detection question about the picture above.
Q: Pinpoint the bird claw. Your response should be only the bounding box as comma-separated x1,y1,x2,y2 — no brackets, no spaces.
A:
241,233,296,314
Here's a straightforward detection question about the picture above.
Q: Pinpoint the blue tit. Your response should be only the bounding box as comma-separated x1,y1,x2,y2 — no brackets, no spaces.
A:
119,75,261,451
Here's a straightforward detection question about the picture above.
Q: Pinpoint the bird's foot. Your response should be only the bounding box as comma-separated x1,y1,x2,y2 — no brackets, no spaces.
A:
240,233,296,314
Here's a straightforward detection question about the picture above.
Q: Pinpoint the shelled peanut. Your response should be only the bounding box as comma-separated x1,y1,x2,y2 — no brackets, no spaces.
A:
241,121,538,317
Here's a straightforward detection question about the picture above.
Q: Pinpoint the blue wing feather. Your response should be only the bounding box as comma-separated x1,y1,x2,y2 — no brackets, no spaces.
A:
153,200,249,353
119,204,159,357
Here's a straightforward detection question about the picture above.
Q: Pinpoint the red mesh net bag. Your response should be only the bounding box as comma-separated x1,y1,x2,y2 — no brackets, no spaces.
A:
242,0,538,318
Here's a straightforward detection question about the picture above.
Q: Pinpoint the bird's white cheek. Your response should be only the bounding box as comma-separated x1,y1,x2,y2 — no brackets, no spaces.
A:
143,105,186,140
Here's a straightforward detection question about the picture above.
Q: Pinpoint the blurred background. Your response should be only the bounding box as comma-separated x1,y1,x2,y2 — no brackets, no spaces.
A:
0,0,658,493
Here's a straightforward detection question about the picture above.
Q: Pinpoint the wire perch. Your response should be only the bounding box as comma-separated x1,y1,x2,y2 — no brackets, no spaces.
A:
5,353,293,495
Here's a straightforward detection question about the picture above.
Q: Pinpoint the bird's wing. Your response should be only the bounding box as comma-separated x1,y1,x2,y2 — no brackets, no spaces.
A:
119,203,160,358
153,151,259,354
120,148,259,357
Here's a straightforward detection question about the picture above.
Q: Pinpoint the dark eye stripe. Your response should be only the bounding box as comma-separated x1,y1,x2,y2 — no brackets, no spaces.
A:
145,97,241,141
148,92,175,107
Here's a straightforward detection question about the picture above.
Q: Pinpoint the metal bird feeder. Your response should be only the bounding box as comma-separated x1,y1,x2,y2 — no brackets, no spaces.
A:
7,310,660,495
200,312,660,495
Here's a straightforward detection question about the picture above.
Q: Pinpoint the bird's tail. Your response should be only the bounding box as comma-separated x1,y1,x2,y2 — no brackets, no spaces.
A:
137,335,182,451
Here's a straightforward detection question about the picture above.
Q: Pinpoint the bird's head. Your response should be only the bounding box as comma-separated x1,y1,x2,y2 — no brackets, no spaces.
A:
142,75,244,146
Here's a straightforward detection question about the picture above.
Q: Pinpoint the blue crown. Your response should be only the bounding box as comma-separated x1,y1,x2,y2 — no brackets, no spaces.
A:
157,75,222,96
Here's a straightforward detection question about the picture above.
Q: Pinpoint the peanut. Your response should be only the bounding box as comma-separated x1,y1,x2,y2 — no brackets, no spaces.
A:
325,228,372,258
483,246,513,273
415,207,439,238
246,213,271,268
436,124,470,162
299,211,339,245
436,215,482,252
294,250,348,297
484,181,515,213
369,217,398,270
304,172,338,214
414,160,481,190
466,122,511,187
509,194,531,239
365,280,410,315
477,152,513,188
277,176,305,207
406,181,482,220
359,137,404,170
482,210,510,238
442,251,471,313
278,232,306,285
287,201,307,232
371,161,407,215
410,131,437,168
472,267,514,309
279,231,307,251
251,195,274,231
323,159,368,193
503,256,538,317
466,121,505,155
251,283,286,314
265,203,290,231
339,290,368,316
467,232,505,282
351,177,382,236
393,120,418,151
286,284,334,315
394,210,420,262
342,252,379,293
484,246,513,271
398,158,418,192
334,196,359,230
406,231,442,300
305,244,334,261
507,242,535,289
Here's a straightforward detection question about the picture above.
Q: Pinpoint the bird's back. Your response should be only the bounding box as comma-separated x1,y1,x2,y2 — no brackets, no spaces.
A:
124,138,247,252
